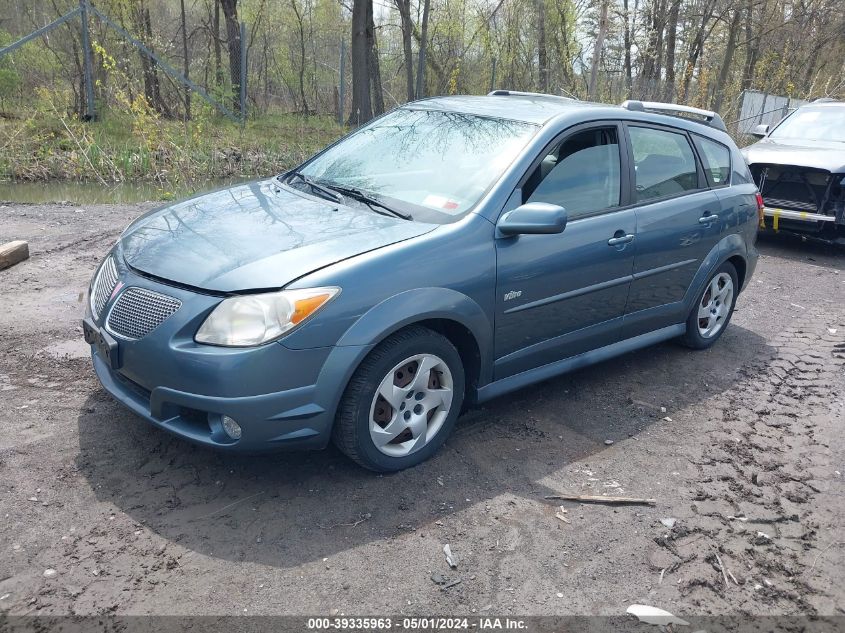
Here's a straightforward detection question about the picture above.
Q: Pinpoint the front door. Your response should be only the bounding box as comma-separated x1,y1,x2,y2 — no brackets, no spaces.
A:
493,123,636,380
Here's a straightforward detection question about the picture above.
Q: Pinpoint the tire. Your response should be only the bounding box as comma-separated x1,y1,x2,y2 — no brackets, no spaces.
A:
332,325,465,472
681,261,739,350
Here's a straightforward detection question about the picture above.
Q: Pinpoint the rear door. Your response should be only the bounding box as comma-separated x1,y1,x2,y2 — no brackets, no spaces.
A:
622,123,723,338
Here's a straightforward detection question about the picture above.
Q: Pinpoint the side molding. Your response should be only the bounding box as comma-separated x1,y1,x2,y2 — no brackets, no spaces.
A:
477,323,686,403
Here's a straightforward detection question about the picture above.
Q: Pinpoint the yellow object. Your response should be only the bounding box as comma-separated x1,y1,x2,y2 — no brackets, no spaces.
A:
773,209,780,231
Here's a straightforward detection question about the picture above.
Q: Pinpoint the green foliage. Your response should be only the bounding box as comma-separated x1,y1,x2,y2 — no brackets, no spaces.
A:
0,69,21,101
0,108,344,184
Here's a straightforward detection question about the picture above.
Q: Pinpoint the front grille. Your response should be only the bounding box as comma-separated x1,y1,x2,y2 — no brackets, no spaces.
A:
106,287,182,340
763,197,819,213
90,256,119,318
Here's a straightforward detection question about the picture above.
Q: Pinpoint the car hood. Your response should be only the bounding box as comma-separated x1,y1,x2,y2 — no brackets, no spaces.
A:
120,179,436,292
742,138,845,173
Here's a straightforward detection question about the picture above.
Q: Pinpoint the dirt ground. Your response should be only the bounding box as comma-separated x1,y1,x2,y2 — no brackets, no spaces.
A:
0,201,843,620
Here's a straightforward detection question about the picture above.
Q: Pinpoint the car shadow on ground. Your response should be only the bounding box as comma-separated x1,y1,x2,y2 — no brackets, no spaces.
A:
76,323,771,569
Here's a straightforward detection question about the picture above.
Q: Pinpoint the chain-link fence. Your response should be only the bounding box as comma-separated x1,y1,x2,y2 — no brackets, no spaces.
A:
0,0,352,185
0,0,245,123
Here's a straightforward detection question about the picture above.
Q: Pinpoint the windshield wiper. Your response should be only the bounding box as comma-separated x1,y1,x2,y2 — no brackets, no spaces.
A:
327,184,412,221
283,172,343,204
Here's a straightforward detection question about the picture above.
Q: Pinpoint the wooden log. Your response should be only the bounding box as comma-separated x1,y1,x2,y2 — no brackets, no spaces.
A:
0,240,30,270
544,494,656,505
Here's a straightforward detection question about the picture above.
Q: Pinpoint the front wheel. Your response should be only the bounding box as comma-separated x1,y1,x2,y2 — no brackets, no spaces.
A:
681,261,738,349
333,326,465,472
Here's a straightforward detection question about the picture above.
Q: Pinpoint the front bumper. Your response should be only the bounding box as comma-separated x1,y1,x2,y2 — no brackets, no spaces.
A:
85,256,371,452
763,206,836,225
760,206,845,244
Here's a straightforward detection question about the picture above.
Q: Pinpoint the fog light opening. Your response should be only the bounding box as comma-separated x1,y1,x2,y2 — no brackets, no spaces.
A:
221,416,242,440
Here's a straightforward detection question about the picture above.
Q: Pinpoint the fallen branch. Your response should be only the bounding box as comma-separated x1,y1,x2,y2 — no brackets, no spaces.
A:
544,494,656,506
805,541,843,576
318,513,371,529
714,551,730,587
191,490,264,521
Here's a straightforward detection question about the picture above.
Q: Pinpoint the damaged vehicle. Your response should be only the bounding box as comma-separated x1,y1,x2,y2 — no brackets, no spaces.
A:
83,93,759,471
742,98,845,243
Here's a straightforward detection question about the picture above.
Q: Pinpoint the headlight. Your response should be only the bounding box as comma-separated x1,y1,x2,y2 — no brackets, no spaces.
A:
195,287,340,346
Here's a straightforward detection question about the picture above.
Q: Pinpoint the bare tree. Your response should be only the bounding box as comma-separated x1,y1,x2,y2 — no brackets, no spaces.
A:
415,0,431,98
588,0,609,99
537,0,548,92
180,0,191,119
662,0,680,101
290,0,309,114
349,0,373,124
218,0,242,113
395,0,415,101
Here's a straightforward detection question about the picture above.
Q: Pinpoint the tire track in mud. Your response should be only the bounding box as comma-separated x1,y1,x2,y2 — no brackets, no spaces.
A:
653,320,844,613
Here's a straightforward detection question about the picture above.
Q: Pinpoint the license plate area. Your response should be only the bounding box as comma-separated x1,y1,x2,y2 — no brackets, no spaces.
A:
82,318,121,370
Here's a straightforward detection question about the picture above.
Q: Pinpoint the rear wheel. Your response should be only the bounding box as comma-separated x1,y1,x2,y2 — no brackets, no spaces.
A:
333,326,465,472
681,261,738,349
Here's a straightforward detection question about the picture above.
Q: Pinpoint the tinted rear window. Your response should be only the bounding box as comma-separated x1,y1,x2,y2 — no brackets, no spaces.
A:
629,126,699,202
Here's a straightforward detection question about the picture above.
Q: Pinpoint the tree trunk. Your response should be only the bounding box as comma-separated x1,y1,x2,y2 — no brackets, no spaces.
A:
415,0,431,98
652,0,667,89
588,0,608,100
536,0,548,92
290,0,309,114
180,0,191,120
712,8,741,112
395,0,415,101
680,7,713,103
133,3,168,116
741,0,759,91
367,0,384,116
662,0,680,102
218,0,242,114
213,0,223,86
623,0,632,98
348,0,372,125
638,0,661,98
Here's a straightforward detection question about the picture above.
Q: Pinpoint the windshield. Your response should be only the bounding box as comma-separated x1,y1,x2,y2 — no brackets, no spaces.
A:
296,108,538,222
769,106,845,143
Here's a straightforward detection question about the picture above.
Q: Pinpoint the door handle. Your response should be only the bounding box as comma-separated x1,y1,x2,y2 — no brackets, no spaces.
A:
698,214,717,224
607,234,635,246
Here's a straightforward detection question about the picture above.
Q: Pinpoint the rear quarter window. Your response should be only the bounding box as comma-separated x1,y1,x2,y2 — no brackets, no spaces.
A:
694,136,732,187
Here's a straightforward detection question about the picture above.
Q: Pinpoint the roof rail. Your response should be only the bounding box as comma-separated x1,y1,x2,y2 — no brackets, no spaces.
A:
812,97,838,103
489,90,575,101
620,100,727,132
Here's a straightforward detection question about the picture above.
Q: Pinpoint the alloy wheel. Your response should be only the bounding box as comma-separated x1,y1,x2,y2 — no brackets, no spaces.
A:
697,272,734,339
368,353,454,457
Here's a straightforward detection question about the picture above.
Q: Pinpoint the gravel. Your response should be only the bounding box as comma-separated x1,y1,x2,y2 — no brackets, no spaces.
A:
0,202,843,616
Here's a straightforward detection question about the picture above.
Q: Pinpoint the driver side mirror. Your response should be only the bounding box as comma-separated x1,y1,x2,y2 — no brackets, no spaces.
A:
751,124,770,138
497,202,567,237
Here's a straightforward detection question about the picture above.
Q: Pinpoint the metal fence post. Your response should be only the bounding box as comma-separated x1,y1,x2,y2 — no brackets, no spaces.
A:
338,39,346,126
239,21,247,123
80,0,96,121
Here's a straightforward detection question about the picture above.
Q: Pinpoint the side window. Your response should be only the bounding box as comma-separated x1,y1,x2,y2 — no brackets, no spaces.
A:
523,127,621,218
695,136,731,186
628,126,699,202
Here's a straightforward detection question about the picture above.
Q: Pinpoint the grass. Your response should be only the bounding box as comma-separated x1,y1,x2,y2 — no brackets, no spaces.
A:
0,108,345,187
